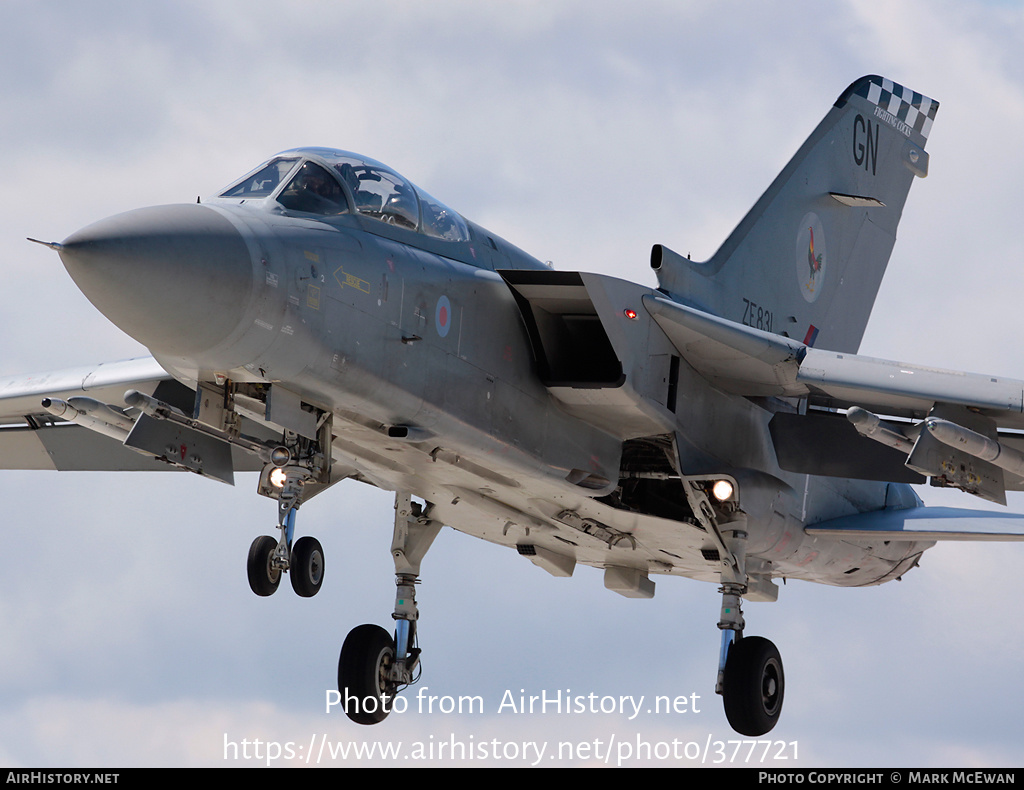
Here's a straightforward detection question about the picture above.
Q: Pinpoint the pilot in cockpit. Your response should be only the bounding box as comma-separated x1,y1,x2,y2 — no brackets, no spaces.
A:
278,162,348,215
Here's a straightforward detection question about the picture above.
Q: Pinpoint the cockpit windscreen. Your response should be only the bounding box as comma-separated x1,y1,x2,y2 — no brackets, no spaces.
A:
277,162,348,215
220,158,300,198
218,149,471,243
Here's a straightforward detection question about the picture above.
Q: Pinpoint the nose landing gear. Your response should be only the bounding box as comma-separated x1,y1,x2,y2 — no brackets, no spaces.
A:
290,535,325,597
246,535,281,596
246,465,326,598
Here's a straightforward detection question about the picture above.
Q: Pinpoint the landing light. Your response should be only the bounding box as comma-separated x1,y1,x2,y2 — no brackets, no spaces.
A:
269,467,289,488
711,479,734,502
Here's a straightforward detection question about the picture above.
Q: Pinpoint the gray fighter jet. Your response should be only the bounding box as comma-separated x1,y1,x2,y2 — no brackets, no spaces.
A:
4,75,1024,736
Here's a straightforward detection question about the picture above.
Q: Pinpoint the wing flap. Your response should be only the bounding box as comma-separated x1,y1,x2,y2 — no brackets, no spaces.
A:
0,420,266,474
768,411,924,483
0,423,183,471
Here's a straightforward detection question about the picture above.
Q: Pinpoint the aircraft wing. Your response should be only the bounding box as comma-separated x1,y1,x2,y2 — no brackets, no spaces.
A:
0,357,173,471
0,357,263,480
644,294,1024,421
644,294,1024,503
0,357,170,422
643,294,809,398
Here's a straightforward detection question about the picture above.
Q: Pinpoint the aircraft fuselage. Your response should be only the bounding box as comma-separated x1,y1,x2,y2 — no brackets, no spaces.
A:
56,152,930,593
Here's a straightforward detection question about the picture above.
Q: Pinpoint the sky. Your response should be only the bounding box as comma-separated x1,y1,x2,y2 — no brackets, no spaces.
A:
2,0,1024,768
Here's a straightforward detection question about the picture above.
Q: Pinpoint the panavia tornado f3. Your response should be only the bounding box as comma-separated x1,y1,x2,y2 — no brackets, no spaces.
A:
6,75,1023,736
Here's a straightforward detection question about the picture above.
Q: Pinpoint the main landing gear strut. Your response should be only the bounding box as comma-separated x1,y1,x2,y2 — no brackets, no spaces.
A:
715,528,784,736
247,466,326,598
338,492,441,724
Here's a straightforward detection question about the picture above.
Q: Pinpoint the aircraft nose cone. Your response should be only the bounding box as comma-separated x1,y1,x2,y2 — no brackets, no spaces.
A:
59,204,253,357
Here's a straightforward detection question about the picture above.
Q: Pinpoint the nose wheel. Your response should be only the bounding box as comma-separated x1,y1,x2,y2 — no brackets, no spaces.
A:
246,466,325,598
290,536,325,597
246,535,281,596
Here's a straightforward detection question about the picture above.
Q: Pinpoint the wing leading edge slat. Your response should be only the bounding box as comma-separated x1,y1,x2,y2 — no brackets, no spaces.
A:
0,356,170,425
0,356,176,473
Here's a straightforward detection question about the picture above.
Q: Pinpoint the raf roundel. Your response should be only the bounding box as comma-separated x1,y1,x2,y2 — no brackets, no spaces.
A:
435,295,451,338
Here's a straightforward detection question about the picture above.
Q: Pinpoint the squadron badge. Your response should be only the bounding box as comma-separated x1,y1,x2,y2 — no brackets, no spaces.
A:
796,212,826,303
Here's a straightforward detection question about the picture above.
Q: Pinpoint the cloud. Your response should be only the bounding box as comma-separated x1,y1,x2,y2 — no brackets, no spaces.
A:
2,0,1023,767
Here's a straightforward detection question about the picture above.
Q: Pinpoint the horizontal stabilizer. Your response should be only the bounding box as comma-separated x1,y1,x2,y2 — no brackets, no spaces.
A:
806,506,1024,541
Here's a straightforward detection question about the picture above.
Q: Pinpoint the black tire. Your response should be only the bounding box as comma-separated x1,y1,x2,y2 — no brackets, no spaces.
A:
290,536,325,598
722,636,784,736
247,535,281,596
338,624,396,725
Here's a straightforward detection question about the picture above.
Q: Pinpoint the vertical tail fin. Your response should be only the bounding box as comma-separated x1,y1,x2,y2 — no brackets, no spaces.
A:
653,76,938,353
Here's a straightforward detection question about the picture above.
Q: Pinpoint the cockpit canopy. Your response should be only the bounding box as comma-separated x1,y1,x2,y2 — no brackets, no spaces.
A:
218,148,470,242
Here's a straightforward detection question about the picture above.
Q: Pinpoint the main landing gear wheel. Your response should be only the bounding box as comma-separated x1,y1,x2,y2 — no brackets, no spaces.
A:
722,636,784,736
338,624,397,725
290,536,325,597
247,535,281,597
